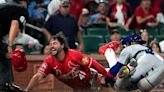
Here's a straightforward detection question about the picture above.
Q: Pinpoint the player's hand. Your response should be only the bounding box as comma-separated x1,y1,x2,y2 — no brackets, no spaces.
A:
147,22,158,27
99,76,106,85
124,24,130,31
24,88,28,92
59,74,71,80
117,66,130,78
6,46,13,58
146,15,154,20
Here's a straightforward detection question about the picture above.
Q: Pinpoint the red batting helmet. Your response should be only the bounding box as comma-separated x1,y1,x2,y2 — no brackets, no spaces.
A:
12,48,27,72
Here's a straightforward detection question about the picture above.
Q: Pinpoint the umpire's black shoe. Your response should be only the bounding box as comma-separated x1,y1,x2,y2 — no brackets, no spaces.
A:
4,83,23,92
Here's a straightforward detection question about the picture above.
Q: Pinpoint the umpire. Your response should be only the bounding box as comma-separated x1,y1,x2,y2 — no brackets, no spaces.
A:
0,0,28,91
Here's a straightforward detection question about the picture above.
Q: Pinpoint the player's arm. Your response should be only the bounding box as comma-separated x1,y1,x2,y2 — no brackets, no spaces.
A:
8,20,20,57
136,15,154,24
75,52,107,76
106,48,131,80
91,59,108,76
106,17,123,28
77,30,84,51
25,60,50,91
24,72,44,91
41,15,54,42
41,28,52,42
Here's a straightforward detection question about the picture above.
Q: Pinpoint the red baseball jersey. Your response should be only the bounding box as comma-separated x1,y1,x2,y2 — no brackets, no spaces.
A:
38,49,107,89
134,6,157,29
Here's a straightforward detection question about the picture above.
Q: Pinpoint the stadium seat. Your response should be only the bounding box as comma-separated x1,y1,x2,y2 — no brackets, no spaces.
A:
146,28,159,36
87,28,109,37
83,35,104,54
23,45,33,54
148,35,154,41
158,23,164,35
104,35,111,43
92,22,107,28
82,30,87,35
155,35,164,42
118,29,133,36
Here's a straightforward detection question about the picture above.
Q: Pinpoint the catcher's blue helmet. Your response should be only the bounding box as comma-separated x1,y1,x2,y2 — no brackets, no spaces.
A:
121,34,146,46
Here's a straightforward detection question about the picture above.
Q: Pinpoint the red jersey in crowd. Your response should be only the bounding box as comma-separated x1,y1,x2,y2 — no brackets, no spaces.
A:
107,2,132,28
70,0,84,20
38,49,107,89
151,0,162,13
133,6,157,29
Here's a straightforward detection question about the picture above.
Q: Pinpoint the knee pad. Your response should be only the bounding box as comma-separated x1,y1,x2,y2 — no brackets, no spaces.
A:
114,77,130,90
137,78,153,92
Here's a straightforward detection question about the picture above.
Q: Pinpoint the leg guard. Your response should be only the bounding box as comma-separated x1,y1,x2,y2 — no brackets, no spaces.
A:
114,77,130,90
137,78,153,92
105,48,117,68
138,64,164,92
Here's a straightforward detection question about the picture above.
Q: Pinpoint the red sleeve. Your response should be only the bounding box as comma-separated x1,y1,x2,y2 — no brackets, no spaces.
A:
134,6,143,17
91,59,108,76
38,57,51,77
73,50,108,76
74,51,93,68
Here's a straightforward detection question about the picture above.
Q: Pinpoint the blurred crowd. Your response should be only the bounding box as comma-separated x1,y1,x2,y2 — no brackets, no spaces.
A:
3,0,164,55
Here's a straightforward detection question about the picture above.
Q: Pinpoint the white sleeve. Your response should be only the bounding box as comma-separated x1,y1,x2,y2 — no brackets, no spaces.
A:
47,0,61,15
159,41,164,52
0,0,6,4
156,13,164,24
118,48,131,65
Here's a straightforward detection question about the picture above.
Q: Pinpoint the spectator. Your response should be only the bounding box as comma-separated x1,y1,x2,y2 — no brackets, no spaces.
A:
45,0,61,21
110,29,121,41
70,0,84,20
110,29,121,54
149,41,164,64
140,29,152,47
149,41,161,53
133,0,158,29
151,0,162,14
85,0,98,15
156,1,164,24
41,0,84,51
78,8,90,31
41,44,51,54
3,32,43,51
28,0,48,26
106,0,132,29
88,1,107,25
